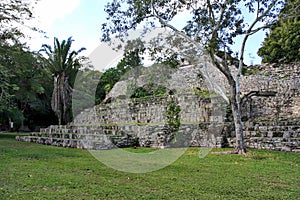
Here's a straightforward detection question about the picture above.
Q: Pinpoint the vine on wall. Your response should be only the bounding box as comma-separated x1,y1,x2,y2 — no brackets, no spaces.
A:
164,96,181,143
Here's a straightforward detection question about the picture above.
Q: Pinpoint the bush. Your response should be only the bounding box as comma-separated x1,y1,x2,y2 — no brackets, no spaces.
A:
130,83,167,99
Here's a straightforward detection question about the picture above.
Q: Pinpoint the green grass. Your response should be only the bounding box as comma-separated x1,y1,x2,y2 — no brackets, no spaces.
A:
123,147,158,153
1,132,299,200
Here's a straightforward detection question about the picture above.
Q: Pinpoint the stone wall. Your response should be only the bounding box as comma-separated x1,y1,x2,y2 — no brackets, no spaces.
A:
230,62,300,152
72,91,225,149
17,62,300,152
227,119,300,152
240,67,300,119
18,93,225,149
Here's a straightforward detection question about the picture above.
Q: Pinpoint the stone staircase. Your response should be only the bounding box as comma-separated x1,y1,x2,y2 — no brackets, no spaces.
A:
228,118,300,152
17,125,110,150
16,124,140,150
17,118,300,152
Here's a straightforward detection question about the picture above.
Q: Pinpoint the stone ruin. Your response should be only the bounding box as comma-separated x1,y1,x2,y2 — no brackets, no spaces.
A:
17,62,300,152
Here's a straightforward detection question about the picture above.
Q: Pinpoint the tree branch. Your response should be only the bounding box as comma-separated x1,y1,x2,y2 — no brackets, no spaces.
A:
207,0,216,25
151,0,204,55
238,0,279,75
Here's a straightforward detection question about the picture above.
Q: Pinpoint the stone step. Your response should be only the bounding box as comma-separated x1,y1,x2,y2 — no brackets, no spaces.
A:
17,132,141,150
227,137,300,152
35,130,120,137
29,132,125,140
40,125,119,131
16,136,116,150
252,126,300,132
244,130,300,138
39,126,121,135
247,119,300,127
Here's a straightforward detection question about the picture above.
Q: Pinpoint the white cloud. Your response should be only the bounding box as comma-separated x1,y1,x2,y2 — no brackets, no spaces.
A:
33,0,81,30
170,9,192,30
25,0,81,51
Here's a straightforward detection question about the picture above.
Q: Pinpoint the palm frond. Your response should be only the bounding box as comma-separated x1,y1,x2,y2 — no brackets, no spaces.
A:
40,36,86,125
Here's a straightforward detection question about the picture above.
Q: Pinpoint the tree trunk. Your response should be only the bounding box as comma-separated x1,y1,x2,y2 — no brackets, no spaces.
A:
208,51,247,154
52,75,62,125
60,72,66,125
230,82,246,154
57,110,62,126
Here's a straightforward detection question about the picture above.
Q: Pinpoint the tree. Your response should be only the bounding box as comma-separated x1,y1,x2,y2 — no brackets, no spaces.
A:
0,0,38,45
116,38,145,73
258,0,300,63
101,0,284,154
0,0,57,131
95,68,121,104
40,37,86,125
0,0,37,126
0,43,56,131
0,64,16,113
95,41,144,104
11,48,54,129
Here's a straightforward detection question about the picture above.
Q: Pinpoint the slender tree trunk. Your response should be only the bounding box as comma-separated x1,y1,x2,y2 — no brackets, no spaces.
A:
52,75,62,125
60,73,65,125
57,110,61,126
230,82,246,154
208,50,246,154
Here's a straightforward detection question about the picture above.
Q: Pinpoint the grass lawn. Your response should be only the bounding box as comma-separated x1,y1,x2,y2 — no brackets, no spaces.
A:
0,132,299,200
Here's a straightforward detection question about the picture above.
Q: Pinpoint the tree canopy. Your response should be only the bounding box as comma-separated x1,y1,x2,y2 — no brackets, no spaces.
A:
0,0,38,45
95,40,145,104
258,0,300,63
0,43,56,130
0,0,57,130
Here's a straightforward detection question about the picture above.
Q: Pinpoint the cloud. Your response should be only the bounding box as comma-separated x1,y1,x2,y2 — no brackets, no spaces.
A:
170,9,192,30
33,0,81,30
24,0,81,50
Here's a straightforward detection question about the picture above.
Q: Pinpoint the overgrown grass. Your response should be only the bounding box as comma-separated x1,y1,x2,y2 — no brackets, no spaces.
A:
1,132,299,199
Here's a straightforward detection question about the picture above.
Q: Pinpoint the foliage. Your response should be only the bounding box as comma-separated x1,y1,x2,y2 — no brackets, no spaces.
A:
0,43,56,130
0,0,38,44
0,0,50,130
0,64,17,113
101,0,282,54
165,97,181,141
194,88,211,98
130,83,167,99
159,54,181,68
1,134,299,199
193,87,221,98
150,50,181,68
258,0,300,63
241,65,260,75
116,38,145,73
95,68,122,104
95,42,144,104
153,85,167,96
130,87,150,99
40,37,86,125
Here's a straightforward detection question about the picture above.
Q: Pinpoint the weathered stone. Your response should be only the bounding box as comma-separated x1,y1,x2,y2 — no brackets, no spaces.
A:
17,63,300,152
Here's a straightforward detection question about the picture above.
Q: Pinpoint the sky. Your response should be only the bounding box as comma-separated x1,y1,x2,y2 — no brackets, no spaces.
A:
29,0,108,55
27,0,267,70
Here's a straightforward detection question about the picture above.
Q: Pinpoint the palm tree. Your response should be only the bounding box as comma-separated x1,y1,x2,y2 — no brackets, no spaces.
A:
40,37,86,125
